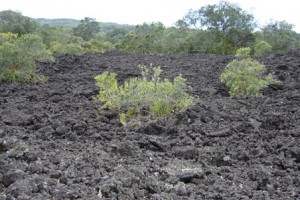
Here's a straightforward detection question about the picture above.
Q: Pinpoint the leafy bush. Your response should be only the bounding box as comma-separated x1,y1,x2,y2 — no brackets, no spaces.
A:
253,40,273,56
50,38,113,55
235,47,251,57
82,39,113,53
94,65,194,125
261,20,298,53
0,33,54,83
17,34,54,62
50,41,85,56
220,47,281,97
49,41,64,55
119,22,165,54
0,32,18,44
63,43,86,56
0,10,38,35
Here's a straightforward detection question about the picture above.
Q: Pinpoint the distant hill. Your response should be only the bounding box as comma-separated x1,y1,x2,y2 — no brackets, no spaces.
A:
33,18,80,27
98,22,135,34
33,18,135,33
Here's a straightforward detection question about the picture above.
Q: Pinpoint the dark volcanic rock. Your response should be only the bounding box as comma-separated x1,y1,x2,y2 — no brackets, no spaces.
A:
3,170,26,187
0,50,299,199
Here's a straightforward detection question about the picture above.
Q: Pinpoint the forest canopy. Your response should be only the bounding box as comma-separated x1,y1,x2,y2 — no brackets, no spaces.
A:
0,1,299,56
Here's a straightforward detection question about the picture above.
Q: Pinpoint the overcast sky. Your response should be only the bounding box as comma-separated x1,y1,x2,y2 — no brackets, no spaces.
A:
1,0,299,32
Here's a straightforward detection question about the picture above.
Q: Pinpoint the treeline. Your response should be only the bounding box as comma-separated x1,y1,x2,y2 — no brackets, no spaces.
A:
0,10,130,56
118,1,300,55
1,1,300,57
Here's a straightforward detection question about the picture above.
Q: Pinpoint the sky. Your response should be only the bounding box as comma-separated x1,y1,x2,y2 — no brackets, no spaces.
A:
1,0,299,32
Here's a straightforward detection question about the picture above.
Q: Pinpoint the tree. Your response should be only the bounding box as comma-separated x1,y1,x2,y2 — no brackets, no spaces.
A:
185,29,220,54
119,22,165,54
175,19,189,30
182,1,256,54
105,28,131,43
184,1,255,32
38,26,73,48
0,10,39,35
160,27,190,54
73,17,100,41
261,20,299,53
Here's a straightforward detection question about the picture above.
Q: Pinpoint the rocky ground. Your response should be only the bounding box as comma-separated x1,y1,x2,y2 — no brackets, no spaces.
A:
0,50,299,199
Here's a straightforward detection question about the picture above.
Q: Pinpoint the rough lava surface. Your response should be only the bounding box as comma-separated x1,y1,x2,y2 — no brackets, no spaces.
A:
0,50,299,199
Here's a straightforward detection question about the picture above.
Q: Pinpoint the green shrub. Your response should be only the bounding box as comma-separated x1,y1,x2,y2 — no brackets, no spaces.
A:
63,43,85,56
94,65,194,125
82,39,113,53
254,40,273,56
50,41,86,56
0,33,54,83
0,32,18,44
235,47,252,57
220,47,281,97
50,38,113,55
17,34,54,62
49,41,64,55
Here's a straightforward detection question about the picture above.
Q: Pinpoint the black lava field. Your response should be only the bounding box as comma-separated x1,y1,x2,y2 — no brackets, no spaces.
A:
0,50,299,199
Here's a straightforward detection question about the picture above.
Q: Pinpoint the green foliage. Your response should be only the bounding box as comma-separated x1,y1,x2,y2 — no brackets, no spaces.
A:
73,17,100,41
220,48,281,97
63,43,86,56
119,22,165,54
185,30,219,54
235,47,251,58
0,10,39,35
4,4,296,56
49,41,64,55
34,19,134,47
94,65,194,124
38,26,73,48
50,38,113,55
0,32,18,44
254,40,273,55
216,36,235,55
50,41,85,56
160,27,191,54
184,1,255,31
82,39,113,53
117,1,258,55
104,27,133,44
39,23,112,56
260,20,299,53
17,34,54,62
182,1,256,54
119,23,220,55
0,33,54,84
45,27,86,55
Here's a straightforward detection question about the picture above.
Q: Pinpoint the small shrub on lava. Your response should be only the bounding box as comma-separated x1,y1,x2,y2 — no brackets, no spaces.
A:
220,47,281,97
94,65,194,125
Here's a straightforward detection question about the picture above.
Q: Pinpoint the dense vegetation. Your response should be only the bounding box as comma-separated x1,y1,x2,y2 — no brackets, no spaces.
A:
0,33,54,83
1,1,299,57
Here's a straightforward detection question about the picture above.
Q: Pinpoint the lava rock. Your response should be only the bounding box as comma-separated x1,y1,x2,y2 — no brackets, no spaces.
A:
173,182,187,196
3,169,26,187
73,121,87,134
177,168,203,183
